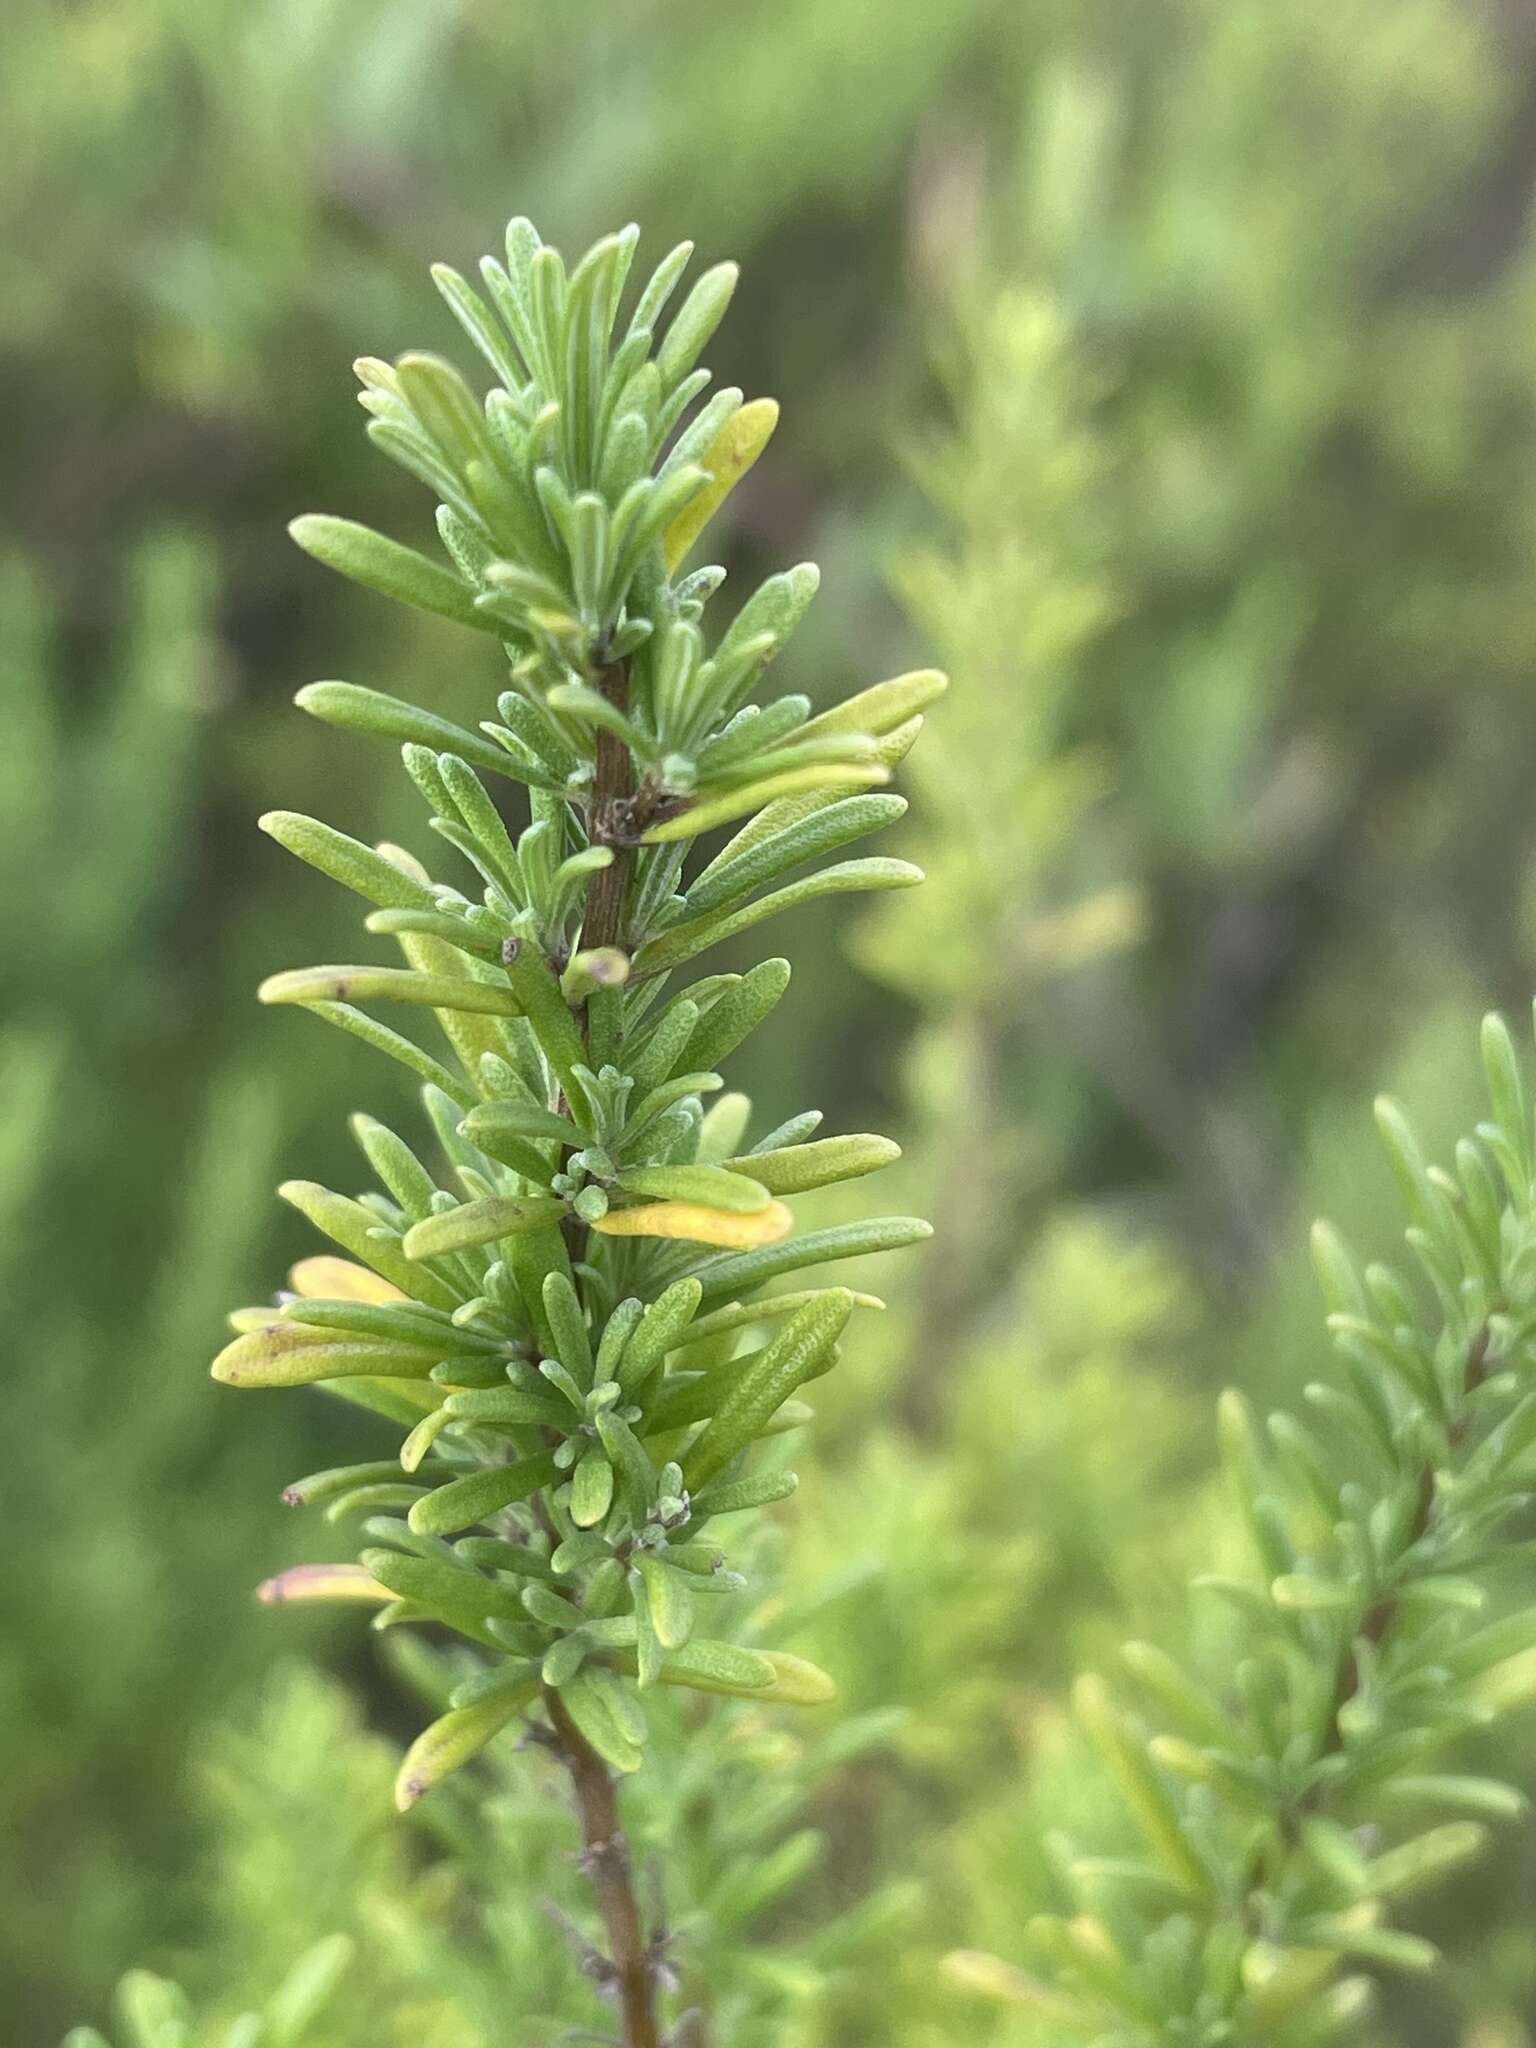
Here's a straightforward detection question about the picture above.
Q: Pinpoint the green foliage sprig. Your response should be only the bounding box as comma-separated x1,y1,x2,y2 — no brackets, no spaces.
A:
64,1939,352,2048
210,217,935,2046
953,1011,1536,2041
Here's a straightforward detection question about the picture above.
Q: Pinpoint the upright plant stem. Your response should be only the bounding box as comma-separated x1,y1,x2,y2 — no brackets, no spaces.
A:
582,659,635,955
546,1686,663,2048
546,653,665,2048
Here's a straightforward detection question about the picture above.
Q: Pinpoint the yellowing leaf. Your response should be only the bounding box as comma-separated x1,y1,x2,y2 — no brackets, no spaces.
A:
744,1648,837,1705
210,1321,440,1388
227,1306,279,1334
394,1690,534,1810
943,1951,1091,2019
796,667,947,741
663,396,779,570
289,1255,408,1304
255,1563,394,1606
592,1197,794,1248
227,1254,404,1335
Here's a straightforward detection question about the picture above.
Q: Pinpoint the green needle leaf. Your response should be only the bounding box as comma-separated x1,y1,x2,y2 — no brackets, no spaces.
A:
290,515,494,632
681,1289,854,1491
570,1450,615,1529
406,1453,561,1537
634,1553,695,1652
294,680,528,782
632,859,922,976
259,812,440,911
615,1163,772,1213
657,260,739,389
692,1216,933,1307
640,767,890,848
723,1133,900,1195
559,1667,645,1774
401,1196,568,1260
259,966,523,1015
614,1639,835,1706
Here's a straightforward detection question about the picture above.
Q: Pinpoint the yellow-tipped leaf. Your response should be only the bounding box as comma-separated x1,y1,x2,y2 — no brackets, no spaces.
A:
664,396,778,569
593,1198,793,1248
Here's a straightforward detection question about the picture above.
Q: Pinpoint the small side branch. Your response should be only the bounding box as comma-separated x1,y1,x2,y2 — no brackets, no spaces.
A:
1316,1317,1494,1770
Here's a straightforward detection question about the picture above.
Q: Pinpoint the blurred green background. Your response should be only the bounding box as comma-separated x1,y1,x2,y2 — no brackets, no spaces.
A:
10,0,1536,2041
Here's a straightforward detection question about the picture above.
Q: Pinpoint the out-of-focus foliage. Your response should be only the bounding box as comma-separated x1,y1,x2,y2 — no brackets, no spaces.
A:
124,1640,913,2048
0,540,329,2006
66,1936,353,2048
952,1013,1536,2042
18,0,1536,2042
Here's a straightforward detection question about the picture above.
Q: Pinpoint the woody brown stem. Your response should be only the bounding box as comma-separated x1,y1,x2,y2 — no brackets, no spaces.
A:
545,1685,662,2048
582,660,635,958
545,659,667,2048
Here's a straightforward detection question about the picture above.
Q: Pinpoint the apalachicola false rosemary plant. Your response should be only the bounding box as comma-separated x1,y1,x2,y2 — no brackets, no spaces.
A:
211,217,938,2045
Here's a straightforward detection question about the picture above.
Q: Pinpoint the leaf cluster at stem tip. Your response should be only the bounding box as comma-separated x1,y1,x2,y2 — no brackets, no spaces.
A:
213,216,939,1806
